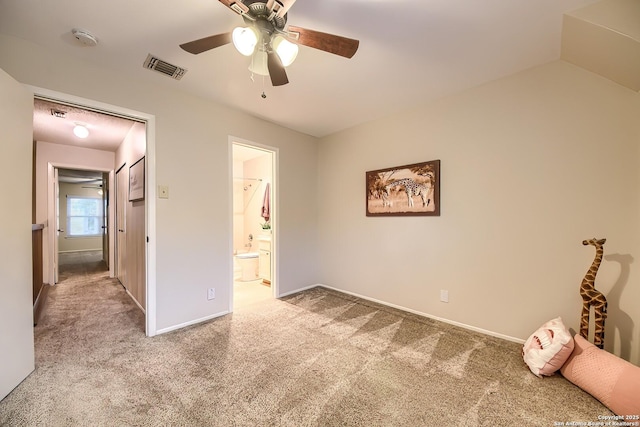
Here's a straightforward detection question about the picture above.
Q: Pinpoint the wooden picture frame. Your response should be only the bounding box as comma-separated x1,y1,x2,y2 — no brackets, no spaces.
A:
366,160,440,217
129,156,145,202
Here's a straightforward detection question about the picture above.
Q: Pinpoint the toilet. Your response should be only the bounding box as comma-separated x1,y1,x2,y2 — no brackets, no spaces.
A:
235,252,259,281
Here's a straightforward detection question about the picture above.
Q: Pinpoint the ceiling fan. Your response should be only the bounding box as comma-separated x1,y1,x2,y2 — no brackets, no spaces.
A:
179,0,359,86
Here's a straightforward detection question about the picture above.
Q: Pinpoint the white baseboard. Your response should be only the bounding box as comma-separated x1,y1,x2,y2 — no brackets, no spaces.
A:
58,249,102,253
155,310,230,335
125,289,145,314
277,284,320,298
316,284,525,344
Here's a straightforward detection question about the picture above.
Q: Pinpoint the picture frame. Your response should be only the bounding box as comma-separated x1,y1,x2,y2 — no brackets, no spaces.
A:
129,156,145,202
366,159,440,217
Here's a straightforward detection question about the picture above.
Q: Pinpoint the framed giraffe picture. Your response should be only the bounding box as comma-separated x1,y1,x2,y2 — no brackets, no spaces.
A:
366,159,440,217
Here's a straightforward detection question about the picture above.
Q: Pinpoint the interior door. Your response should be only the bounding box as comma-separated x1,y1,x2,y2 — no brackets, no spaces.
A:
53,167,60,284
0,68,35,400
102,172,109,268
116,165,127,287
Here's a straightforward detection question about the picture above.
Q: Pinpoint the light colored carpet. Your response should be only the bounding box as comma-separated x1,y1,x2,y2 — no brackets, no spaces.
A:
0,255,610,426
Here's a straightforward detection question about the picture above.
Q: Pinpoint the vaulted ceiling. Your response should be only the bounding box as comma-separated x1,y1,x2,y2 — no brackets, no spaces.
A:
1,0,603,138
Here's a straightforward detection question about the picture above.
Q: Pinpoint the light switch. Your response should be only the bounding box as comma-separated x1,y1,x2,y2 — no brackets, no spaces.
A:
158,185,169,199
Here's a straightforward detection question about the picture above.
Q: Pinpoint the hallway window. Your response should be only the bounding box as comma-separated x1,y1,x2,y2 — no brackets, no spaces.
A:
67,196,103,237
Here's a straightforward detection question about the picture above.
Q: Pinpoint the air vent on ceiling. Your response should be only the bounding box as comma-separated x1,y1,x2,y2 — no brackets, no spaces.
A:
51,109,67,118
143,54,187,80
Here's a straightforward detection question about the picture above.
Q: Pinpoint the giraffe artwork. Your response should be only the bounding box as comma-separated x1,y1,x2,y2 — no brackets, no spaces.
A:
579,238,608,349
365,160,440,217
383,178,432,208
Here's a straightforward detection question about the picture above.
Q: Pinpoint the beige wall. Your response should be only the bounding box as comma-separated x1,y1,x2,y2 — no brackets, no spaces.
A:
317,60,640,365
0,34,318,332
58,182,103,253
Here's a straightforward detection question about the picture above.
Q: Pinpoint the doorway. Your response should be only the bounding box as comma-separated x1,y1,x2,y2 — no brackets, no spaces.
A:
55,168,109,283
33,90,157,336
232,140,277,309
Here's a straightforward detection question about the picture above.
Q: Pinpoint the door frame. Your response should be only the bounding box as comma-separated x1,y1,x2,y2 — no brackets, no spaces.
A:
31,85,158,337
229,135,279,310
48,165,114,282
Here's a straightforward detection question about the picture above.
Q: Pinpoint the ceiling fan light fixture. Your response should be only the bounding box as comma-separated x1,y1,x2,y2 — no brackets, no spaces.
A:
73,123,89,139
272,35,298,67
248,50,269,76
232,26,259,56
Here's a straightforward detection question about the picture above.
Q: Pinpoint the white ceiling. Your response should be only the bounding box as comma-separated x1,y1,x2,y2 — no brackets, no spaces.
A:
1,0,600,138
33,98,137,151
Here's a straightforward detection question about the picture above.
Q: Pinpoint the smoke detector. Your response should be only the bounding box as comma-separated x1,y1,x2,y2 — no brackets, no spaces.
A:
72,29,98,47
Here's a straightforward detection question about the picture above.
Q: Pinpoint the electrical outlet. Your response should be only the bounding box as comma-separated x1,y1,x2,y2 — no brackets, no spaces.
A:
158,185,169,199
440,290,449,303
207,288,215,300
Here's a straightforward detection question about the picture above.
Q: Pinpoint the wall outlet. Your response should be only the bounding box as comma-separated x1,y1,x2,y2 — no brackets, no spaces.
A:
440,290,449,303
207,287,215,300
158,185,169,199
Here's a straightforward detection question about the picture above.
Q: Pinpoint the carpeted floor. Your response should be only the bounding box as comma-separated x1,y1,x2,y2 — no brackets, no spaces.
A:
0,253,610,426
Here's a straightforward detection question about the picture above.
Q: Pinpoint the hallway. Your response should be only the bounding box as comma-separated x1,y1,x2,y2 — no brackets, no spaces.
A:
58,250,108,283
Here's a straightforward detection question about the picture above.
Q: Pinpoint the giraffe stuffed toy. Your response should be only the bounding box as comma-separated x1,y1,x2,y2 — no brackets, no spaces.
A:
579,238,608,349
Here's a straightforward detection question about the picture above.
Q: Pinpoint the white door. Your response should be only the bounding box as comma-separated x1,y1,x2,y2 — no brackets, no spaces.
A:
53,168,60,283
102,173,109,268
46,166,61,284
116,165,127,287
0,68,35,400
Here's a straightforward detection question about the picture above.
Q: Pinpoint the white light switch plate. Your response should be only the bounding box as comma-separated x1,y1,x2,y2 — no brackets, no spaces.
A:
440,290,449,303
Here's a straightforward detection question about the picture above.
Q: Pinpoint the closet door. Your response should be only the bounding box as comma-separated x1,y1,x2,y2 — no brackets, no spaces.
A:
115,165,127,288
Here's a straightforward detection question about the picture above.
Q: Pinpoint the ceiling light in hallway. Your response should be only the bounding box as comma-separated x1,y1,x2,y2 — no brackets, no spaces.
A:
73,123,89,139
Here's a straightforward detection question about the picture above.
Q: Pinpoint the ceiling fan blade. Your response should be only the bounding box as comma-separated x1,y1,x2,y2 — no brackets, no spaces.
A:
286,26,359,59
219,0,249,15
179,32,232,54
275,0,297,18
267,51,289,86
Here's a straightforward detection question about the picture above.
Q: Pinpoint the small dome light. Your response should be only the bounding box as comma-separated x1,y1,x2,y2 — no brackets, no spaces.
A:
73,124,89,139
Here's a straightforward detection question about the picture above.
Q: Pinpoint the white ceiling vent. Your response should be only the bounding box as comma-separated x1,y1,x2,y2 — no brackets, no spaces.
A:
143,54,187,80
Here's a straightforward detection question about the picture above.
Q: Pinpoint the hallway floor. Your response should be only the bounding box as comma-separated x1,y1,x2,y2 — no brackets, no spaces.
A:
59,250,271,311
58,250,107,283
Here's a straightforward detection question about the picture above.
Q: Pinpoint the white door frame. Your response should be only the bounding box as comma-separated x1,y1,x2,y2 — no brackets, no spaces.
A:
30,85,158,337
229,136,279,310
48,164,114,282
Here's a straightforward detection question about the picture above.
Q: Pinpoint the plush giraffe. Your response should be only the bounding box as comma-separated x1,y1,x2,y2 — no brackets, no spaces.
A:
383,178,432,208
579,238,608,349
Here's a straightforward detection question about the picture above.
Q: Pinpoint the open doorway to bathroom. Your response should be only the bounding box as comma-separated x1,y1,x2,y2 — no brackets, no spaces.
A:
232,141,276,309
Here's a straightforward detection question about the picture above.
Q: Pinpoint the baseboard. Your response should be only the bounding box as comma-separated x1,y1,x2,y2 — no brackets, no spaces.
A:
33,283,50,326
277,284,319,298
155,310,231,335
317,284,525,345
125,289,146,315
